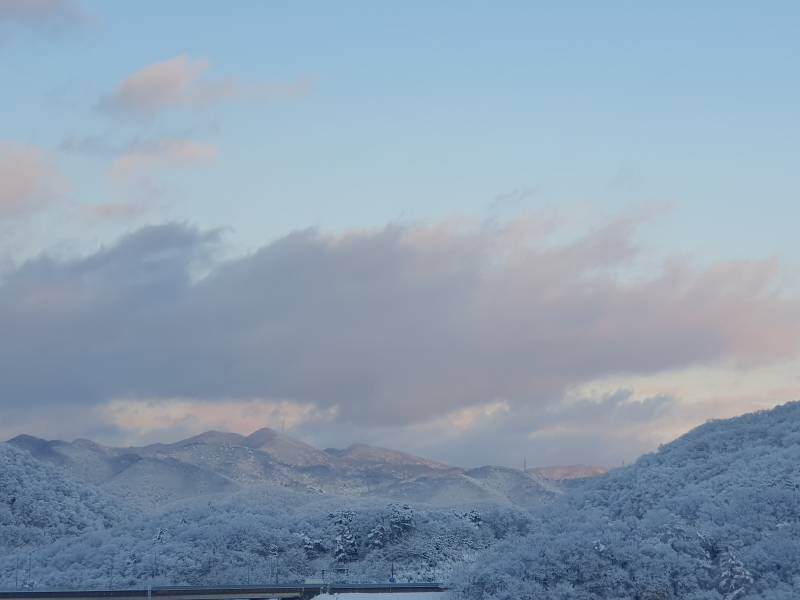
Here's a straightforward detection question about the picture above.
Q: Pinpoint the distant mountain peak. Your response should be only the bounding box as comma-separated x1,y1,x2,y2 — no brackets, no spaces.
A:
5,434,62,460
6,433,49,445
180,430,246,445
241,426,332,468
243,426,281,446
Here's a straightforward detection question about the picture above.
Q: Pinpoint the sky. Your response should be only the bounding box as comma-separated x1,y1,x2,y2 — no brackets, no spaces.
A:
1,0,799,468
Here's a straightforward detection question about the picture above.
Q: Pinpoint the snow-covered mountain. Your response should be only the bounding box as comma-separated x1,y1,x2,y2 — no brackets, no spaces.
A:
246,428,333,467
0,444,122,550
459,401,800,599
325,443,452,471
4,429,557,508
4,401,800,597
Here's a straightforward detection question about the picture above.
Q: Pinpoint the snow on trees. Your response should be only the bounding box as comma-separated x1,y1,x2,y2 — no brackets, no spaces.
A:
330,510,358,563
3,401,800,596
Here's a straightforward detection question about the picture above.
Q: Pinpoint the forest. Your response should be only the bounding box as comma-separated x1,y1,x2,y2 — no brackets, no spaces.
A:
3,402,800,599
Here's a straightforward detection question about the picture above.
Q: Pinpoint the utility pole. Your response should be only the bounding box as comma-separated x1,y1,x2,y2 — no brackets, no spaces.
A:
14,555,19,589
26,552,32,588
268,544,278,585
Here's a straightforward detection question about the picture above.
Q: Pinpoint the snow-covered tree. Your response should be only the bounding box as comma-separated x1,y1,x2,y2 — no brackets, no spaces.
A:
718,547,753,600
330,511,358,563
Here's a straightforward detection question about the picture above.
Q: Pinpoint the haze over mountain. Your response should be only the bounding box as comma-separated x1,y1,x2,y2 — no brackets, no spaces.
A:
528,464,609,481
5,428,570,508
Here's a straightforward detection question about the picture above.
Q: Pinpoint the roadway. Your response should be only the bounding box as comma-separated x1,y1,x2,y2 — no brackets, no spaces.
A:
0,583,449,600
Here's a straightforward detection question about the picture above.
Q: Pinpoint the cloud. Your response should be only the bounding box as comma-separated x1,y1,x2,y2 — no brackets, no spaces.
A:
0,214,798,449
80,201,148,222
287,389,681,468
111,138,218,178
59,133,217,184
379,390,679,468
96,54,308,120
97,397,335,445
0,0,86,32
0,142,60,217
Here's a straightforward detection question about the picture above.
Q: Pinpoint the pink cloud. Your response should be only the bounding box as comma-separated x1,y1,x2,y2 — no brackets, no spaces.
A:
0,143,59,217
111,138,218,178
97,397,335,442
81,201,147,222
96,54,309,120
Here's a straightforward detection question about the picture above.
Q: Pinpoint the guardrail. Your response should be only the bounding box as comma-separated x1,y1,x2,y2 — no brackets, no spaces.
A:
0,583,449,600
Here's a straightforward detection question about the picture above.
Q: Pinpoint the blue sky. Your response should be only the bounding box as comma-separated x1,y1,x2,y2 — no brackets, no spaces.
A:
4,1,799,257
1,1,799,466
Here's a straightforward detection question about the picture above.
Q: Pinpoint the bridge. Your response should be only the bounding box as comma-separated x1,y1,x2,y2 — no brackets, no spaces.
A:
0,584,449,600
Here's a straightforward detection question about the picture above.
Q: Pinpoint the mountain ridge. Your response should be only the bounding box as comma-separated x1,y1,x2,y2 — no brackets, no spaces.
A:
4,428,573,508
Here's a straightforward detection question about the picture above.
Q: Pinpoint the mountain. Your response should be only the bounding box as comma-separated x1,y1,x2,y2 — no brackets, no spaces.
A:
325,443,452,471
0,444,122,549
101,456,237,507
4,402,800,596
5,429,557,508
245,428,333,467
7,434,128,485
459,401,800,599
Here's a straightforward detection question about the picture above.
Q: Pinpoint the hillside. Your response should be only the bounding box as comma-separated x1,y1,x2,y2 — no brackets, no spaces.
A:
0,444,122,550
529,464,609,481
458,401,800,599
0,484,530,589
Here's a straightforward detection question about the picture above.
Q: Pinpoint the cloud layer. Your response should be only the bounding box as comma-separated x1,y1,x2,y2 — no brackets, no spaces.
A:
1,216,798,444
